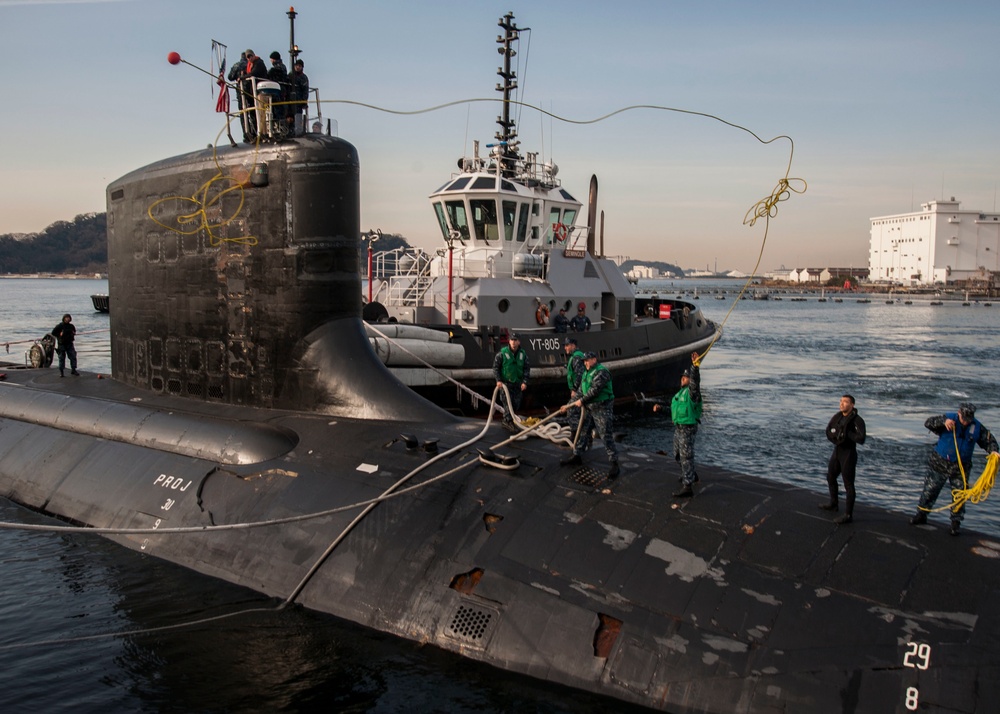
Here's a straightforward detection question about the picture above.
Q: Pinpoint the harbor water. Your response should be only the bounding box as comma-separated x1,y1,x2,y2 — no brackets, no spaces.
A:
0,277,998,712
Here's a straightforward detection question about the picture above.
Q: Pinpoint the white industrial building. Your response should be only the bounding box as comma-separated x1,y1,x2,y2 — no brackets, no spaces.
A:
869,198,1000,285
627,265,662,280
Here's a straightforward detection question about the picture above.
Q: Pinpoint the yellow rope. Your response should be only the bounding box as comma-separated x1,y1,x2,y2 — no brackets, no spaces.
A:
920,427,999,514
147,117,263,247
946,451,998,513
178,94,806,367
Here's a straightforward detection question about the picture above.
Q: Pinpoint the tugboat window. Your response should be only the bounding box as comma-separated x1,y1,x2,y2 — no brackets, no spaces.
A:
498,298,510,313
446,177,472,191
502,201,517,241
563,209,577,226
471,176,496,190
445,201,470,241
471,199,499,242
433,202,449,241
516,203,529,242
547,207,561,244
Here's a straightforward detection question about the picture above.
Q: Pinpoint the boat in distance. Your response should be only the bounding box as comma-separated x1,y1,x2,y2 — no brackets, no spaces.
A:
1,10,1000,713
363,13,717,415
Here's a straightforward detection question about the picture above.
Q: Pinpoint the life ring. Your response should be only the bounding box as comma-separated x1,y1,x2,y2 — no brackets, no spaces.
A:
552,222,568,242
535,304,551,325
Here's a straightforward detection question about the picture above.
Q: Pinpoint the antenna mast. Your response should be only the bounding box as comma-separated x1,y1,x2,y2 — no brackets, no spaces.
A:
288,6,300,66
495,12,521,178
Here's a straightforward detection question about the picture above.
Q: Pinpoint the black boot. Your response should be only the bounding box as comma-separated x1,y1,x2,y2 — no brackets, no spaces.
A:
910,512,928,525
950,521,961,536
818,502,839,512
560,454,582,467
607,461,620,480
834,513,853,525
673,484,694,498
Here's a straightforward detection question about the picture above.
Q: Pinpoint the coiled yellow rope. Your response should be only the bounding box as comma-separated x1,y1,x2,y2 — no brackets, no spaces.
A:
921,427,998,514
945,451,998,513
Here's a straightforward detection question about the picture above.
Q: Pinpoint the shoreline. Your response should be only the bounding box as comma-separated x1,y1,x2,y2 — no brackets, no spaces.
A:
1,274,106,280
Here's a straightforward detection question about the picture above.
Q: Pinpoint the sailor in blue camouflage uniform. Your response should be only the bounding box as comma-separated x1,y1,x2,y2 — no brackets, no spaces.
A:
910,402,998,536
559,352,619,479
227,52,248,116
492,333,529,429
655,352,703,498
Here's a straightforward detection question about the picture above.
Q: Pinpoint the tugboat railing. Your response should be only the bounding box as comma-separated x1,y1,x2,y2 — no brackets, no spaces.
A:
371,248,435,307
371,244,551,309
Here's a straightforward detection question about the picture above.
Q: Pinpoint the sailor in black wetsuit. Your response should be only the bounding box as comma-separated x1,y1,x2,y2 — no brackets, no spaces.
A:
51,313,79,377
819,394,866,524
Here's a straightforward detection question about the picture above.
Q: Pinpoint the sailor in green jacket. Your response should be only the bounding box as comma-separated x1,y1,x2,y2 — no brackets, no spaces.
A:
562,336,586,425
655,352,703,497
492,333,530,429
559,351,619,479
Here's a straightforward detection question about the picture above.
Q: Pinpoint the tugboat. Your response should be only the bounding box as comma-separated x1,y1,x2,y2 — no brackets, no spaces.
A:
364,12,718,415
90,293,110,312
1,10,1000,714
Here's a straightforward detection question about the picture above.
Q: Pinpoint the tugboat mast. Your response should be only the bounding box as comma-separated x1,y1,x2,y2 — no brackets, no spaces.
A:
495,12,521,178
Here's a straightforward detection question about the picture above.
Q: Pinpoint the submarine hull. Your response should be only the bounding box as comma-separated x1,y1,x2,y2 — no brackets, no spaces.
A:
3,367,1000,712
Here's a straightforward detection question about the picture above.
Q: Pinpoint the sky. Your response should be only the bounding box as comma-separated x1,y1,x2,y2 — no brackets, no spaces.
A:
2,0,1000,273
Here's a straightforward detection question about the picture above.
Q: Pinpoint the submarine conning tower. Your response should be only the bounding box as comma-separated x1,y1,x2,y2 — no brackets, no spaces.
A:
106,134,454,422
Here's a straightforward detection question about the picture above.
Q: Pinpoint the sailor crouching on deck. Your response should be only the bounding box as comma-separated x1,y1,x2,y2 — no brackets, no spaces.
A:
655,352,702,498
559,352,619,479
910,402,998,536
493,333,529,430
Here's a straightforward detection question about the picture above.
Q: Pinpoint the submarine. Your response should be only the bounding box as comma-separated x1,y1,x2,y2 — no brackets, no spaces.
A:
3,16,1000,714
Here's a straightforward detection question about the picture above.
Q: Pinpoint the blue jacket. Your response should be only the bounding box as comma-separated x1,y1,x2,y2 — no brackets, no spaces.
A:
927,413,998,467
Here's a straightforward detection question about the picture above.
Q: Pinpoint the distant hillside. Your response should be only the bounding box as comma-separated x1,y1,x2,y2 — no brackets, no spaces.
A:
0,216,419,276
0,213,108,274
6,216,685,277
619,258,684,277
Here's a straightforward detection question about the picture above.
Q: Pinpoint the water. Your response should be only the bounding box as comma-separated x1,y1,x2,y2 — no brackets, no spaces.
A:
0,278,111,373
0,277,998,712
624,279,1000,536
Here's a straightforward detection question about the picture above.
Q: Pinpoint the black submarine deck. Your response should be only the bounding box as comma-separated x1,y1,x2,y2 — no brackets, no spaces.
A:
2,368,999,712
